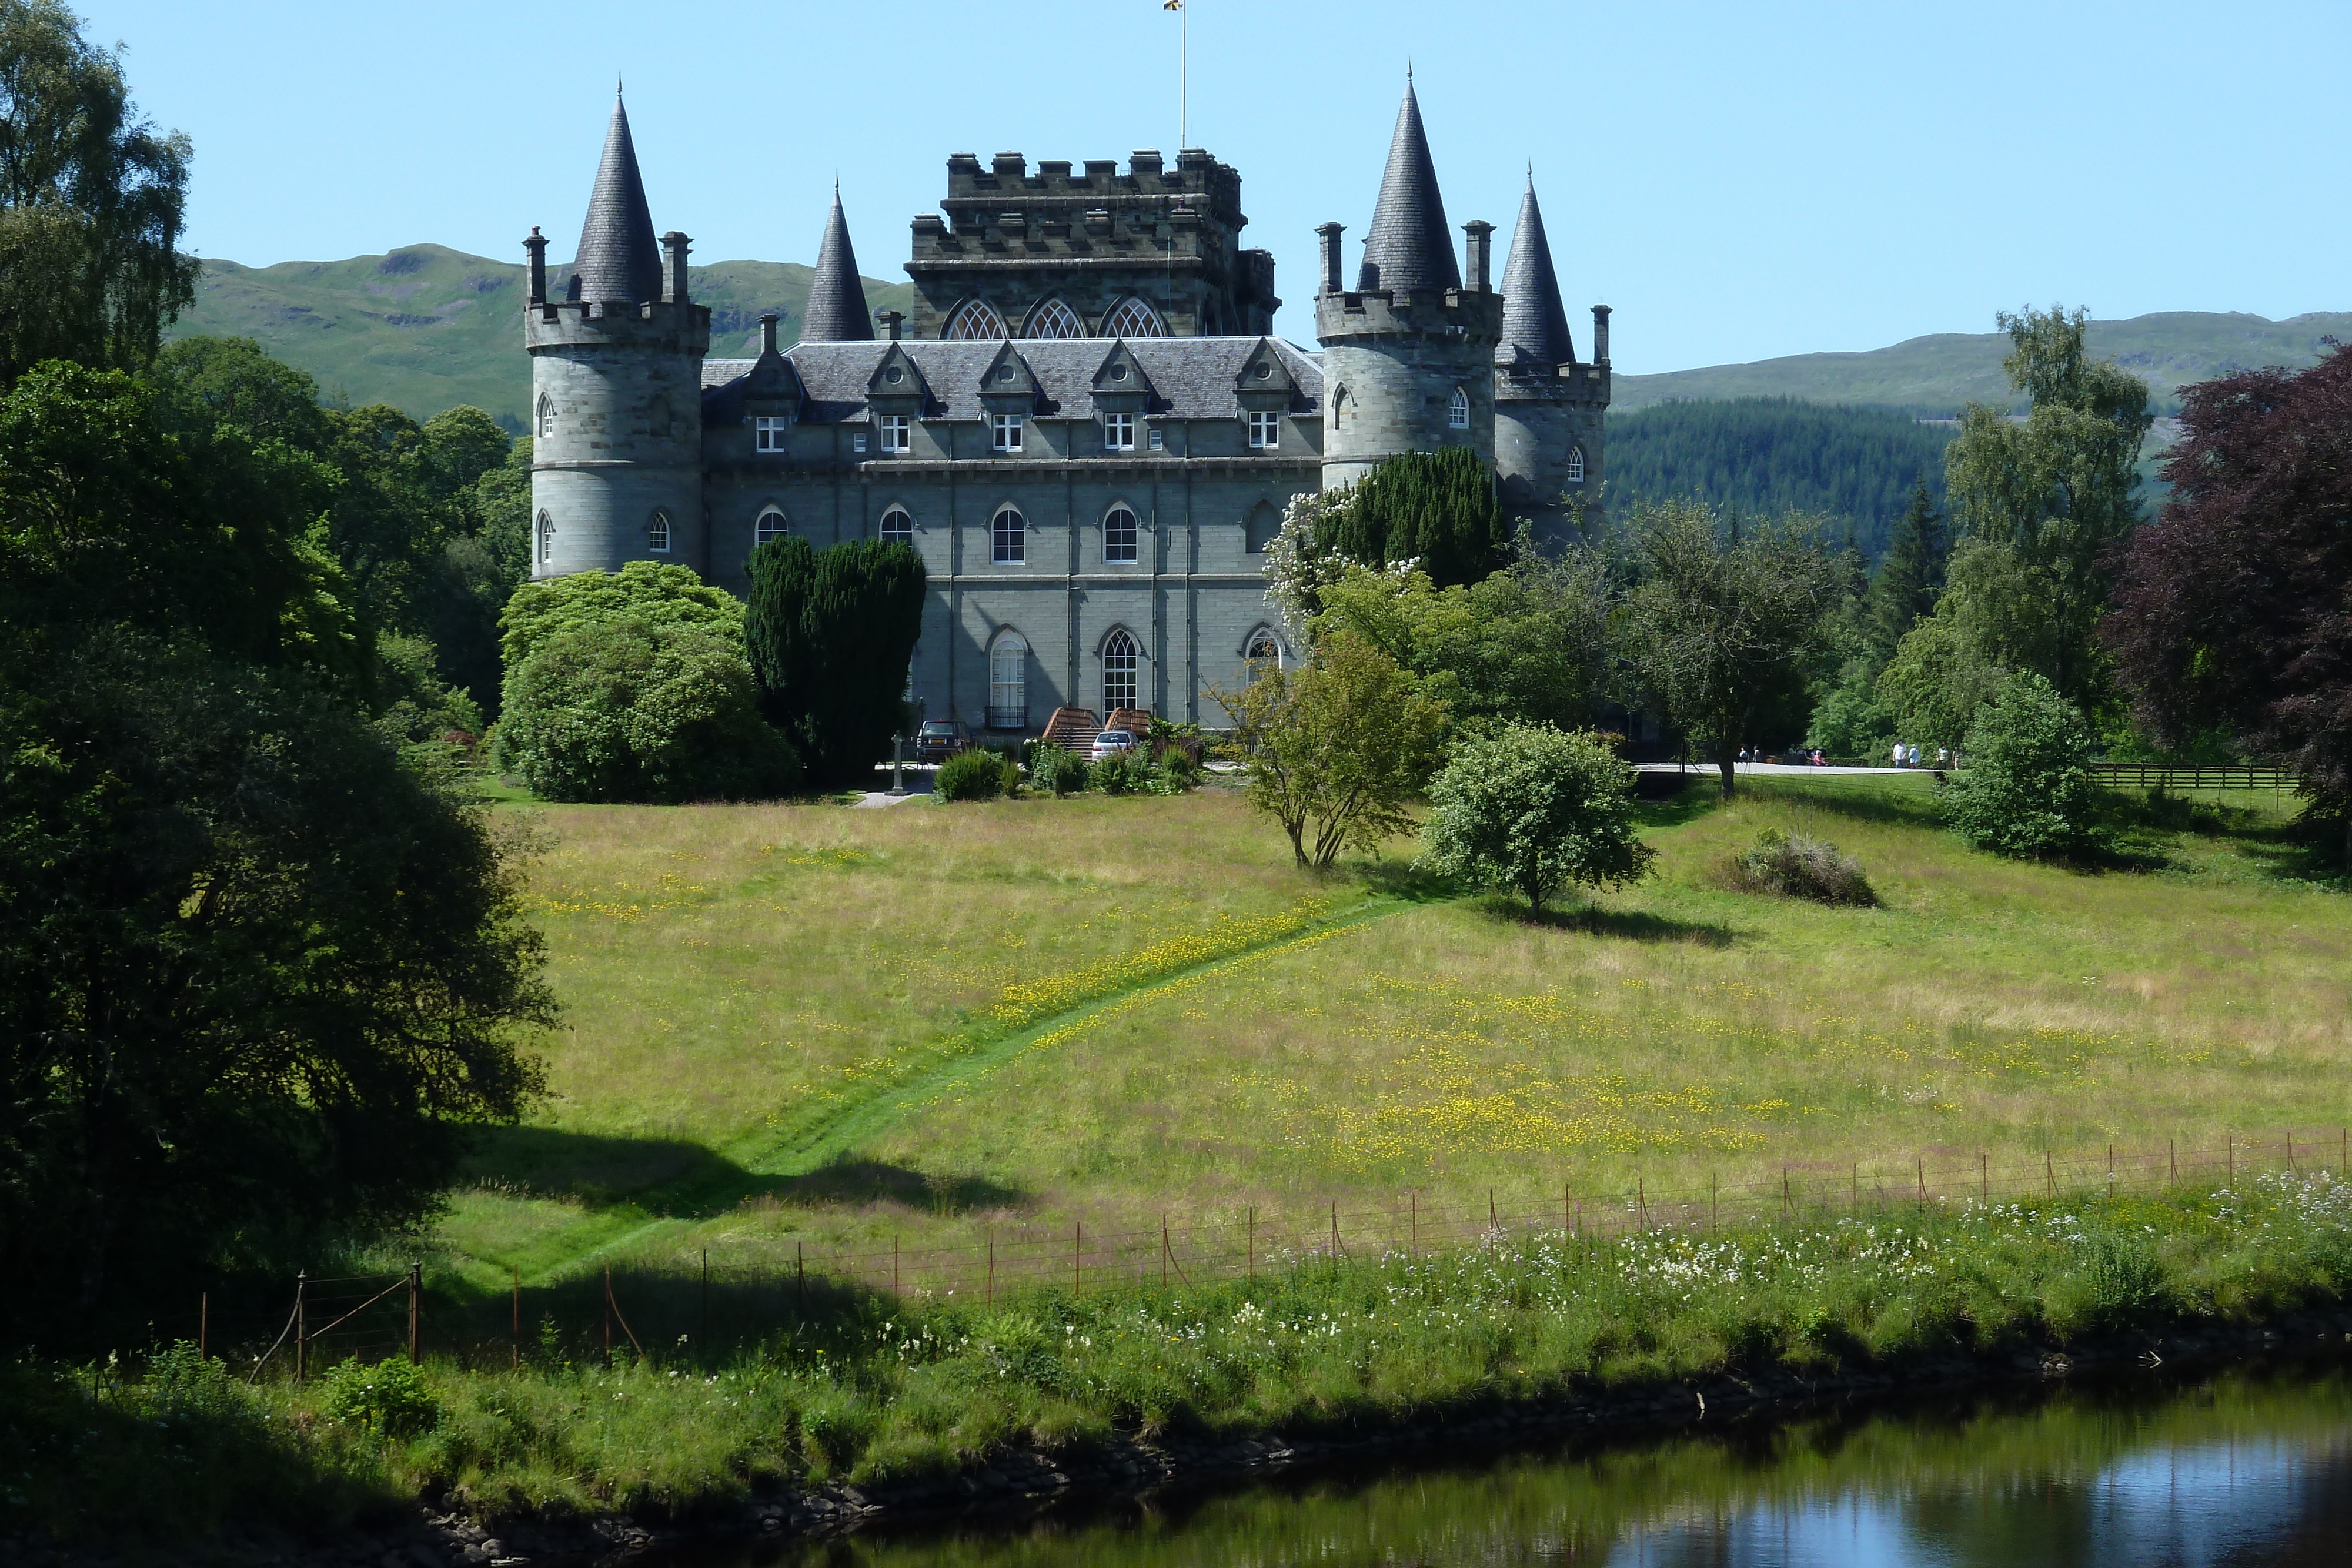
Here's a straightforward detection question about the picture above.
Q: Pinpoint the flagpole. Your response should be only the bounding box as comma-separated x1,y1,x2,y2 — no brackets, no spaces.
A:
1180,1,1188,148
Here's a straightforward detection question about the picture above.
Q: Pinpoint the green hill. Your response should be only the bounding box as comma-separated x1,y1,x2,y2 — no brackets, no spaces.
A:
171,243,918,432
1613,310,2352,415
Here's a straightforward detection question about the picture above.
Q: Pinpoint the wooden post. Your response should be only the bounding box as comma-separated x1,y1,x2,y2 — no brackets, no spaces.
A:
1074,1221,1083,1296
603,1264,613,1368
2227,1135,2235,1183
699,1247,709,1351
1783,1170,1792,1214
1161,1216,1171,1290
2108,1143,2115,1185
2045,1152,2055,1197
1638,1178,1648,1231
1980,1152,1989,1201
1710,1173,1719,1230
1488,1188,1497,1234
295,1270,308,1385
893,1235,900,1297
1915,1157,1925,1206
2169,1138,2177,1184
199,1292,209,1359
407,1262,420,1362
2287,1134,2297,1171
1329,1201,1339,1263
1247,1206,1255,1283
987,1234,995,1305
1409,1192,1418,1258
512,1265,520,1371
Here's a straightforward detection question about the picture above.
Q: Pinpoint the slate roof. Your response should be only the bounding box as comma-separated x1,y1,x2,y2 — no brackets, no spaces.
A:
573,95,663,305
800,186,874,342
702,337,1322,424
1499,175,1575,367
1356,79,1460,294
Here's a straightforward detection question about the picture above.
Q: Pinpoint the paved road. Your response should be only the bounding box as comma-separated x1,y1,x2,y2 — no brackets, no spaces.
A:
1636,763,1932,777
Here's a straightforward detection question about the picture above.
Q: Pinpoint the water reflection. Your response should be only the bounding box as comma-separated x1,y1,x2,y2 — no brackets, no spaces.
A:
740,1360,2352,1567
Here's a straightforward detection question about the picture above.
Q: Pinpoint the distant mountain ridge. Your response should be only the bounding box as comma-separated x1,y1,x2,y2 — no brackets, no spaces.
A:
172,243,917,431
1613,311,2352,415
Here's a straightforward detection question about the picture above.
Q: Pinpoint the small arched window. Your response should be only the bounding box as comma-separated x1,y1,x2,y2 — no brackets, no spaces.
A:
1244,501,1281,554
992,505,1026,566
1023,297,1086,339
755,507,787,547
647,511,671,554
536,510,554,566
1099,297,1167,339
536,393,555,439
1103,504,1140,565
1448,386,1469,429
880,506,914,546
988,631,1028,730
1331,386,1348,430
1565,445,1586,483
1245,629,1283,683
943,299,1007,340
1102,628,1140,711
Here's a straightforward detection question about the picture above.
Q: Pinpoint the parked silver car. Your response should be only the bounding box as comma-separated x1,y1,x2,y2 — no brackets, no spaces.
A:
1090,728,1138,763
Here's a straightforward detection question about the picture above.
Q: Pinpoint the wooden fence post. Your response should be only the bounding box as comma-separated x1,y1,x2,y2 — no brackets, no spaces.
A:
512,1265,520,1371
796,1242,806,1316
2045,1152,2055,1197
1247,1206,1256,1284
1915,1157,1925,1206
1329,1202,1339,1263
2227,1135,2235,1183
295,1270,308,1385
407,1262,420,1362
987,1233,995,1305
199,1292,208,1360
2169,1139,2177,1184
1980,1152,1988,1201
1783,1170,1792,1215
603,1263,613,1368
1409,1192,1418,1258
1638,1178,1648,1232
1074,1221,1083,1296
893,1235,900,1298
699,1248,709,1352
1710,1173,1719,1230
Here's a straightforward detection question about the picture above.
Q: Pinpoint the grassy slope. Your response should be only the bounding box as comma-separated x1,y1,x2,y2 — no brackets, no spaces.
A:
1613,310,2352,414
430,777,2351,1292
171,244,918,430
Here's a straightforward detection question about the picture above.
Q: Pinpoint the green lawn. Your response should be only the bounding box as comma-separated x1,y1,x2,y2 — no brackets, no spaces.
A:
426,777,2350,1295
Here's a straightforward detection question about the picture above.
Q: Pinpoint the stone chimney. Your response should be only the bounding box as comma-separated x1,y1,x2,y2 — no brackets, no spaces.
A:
524,226,548,305
662,231,691,306
1315,222,1345,295
1462,220,1494,292
759,311,780,355
1591,303,1611,365
876,309,904,342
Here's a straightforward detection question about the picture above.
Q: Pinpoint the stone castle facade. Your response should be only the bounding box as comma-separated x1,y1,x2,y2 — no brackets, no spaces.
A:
524,84,1606,733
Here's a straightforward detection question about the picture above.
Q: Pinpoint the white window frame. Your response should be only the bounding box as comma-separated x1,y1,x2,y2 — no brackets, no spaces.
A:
1103,504,1140,565
536,395,555,439
1148,428,1164,452
1023,297,1086,339
1565,444,1586,483
754,414,789,453
647,511,671,554
536,511,553,565
1247,410,1279,449
991,505,1027,566
878,414,910,453
988,633,1028,729
1102,628,1140,711
754,507,787,547
1245,630,1283,683
1100,297,1168,340
1103,412,1134,451
880,506,914,546
853,430,868,453
991,413,1023,453
944,298,1007,340
1448,386,1469,429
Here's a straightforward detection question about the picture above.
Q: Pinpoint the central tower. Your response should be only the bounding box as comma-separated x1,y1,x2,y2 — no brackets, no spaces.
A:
1314,79,1502,490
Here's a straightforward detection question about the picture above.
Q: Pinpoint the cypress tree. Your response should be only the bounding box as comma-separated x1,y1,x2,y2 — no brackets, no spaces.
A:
1315,447,1506,587
744,535,926,786
744,534,818,731
1868,482,1946,663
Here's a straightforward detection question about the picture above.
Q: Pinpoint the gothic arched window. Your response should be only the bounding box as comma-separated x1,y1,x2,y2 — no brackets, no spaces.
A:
647,511,671,554
1099,297,1167,339
536,510,553,566
1245,628,1283,683
1565,445,1586,483
1331,386,1349,430
880,506,914,545
1448,386,1469,429
536,393,555,439
992,504,1026,566
943,299,1007,340
1103,504,1139,565
1023,297,1086,339
1102,628,1140,711
988,631,1028,730
755,506,787,547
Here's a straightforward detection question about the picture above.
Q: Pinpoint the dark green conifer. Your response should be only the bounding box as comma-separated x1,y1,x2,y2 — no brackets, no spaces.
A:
1868,481,1947,663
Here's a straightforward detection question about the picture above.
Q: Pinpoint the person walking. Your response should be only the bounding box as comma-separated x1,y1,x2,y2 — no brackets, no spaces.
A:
1891,741,1906,768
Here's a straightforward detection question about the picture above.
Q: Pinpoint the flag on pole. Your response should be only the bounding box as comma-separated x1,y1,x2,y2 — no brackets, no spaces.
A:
1164,1,1181,9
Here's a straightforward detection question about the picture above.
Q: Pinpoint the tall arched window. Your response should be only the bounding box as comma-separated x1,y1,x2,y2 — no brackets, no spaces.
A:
880,506,914,545
1331,386,1349,430
1098,297,1167,339
1102,504,1139,565
1245,628,1283,683
1448,386,1469,429
755,507,787,546
536,393,555,439
536,510,554,566
991,505,1026,566
1565,445,1586,483
988,631,1028,730
647,511,671,554
1022,297,1085,338
1102,628,1140,711
943,299,1007,340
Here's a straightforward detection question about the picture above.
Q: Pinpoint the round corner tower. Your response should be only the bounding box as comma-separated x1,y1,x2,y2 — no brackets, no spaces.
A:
524,95,711,580
1492,175,1610,544
1315,81,1502,492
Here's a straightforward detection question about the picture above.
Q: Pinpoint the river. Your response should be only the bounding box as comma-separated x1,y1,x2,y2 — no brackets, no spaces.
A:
730,1357,2352,1566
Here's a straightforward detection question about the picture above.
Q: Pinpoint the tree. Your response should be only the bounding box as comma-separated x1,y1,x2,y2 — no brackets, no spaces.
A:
2106,344,2352,863
1419,724,1655,915
0,0,198,385
1940,671,2104,860
1316,446,1508,588
1869,481,1947,664
1617,499,1843,797
744,536,927,788
500,559,741,672
1875,611,2002,754
1213,628,1448,868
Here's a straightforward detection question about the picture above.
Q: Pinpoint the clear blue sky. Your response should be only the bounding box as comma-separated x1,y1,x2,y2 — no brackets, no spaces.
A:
76,0,2351,375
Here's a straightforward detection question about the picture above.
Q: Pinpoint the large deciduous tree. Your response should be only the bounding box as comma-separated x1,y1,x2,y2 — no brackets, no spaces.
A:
1618,499,1843,797
2106,344,2352,862
1419,723,1655,916
0,0,197,385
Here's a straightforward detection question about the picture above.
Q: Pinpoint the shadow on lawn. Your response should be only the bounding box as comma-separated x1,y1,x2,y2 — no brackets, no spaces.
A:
1470,894,1735,947
464,1127,1027,1220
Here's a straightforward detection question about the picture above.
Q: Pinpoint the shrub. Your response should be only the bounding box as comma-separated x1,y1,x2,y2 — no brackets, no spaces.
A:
1419,723,1656,915
1725,827,1876,905
935,749,1006,802
1942,671,2105,860
1027,742,1087,797
1090,751,1141,795
744,536,927,788
493,617,801,803
320,1355,440,1439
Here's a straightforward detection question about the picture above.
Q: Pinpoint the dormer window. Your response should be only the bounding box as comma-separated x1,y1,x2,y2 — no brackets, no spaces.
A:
1448,386,1469,429
879,414,910,453
755,415,789,453
1104,412,1134,451
991,413,1023,453
1248,412,1279,450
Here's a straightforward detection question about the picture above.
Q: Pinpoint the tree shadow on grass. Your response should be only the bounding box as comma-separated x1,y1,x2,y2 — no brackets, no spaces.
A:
1735,774,1945,831
1468,892,1735,947
1632,774,1723,831
1347,858,1461,902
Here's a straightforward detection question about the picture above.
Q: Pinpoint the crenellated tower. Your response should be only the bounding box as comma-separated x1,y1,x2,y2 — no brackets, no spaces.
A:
524,93,711,579
1314,78,1502,490
1493,174,1609,540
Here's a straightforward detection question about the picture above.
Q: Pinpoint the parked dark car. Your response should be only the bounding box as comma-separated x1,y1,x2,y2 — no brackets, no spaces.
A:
914,720,968,765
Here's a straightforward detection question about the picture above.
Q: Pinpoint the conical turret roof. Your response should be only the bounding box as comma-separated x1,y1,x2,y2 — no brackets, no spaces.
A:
1356,78,1459,295
1499,174,1575,366
572,93,663,305
800,185,874,342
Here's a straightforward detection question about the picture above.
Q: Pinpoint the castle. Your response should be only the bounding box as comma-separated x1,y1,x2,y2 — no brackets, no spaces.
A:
523,82,1607,734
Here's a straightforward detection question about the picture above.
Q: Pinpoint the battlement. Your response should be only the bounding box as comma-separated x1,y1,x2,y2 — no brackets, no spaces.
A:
524,297,711,357
1314,286,1504,346
1495,360,1610,406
